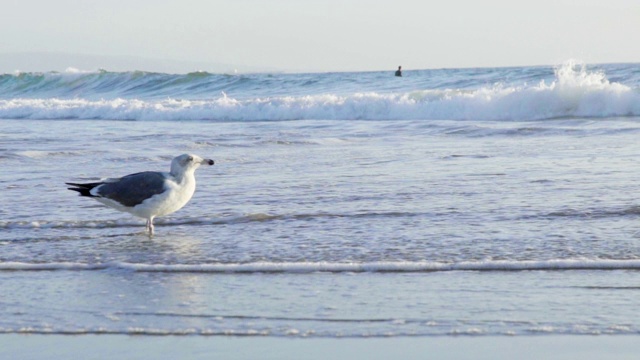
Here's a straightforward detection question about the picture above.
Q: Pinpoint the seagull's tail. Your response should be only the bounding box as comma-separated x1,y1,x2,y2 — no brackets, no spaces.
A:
65,182,101,197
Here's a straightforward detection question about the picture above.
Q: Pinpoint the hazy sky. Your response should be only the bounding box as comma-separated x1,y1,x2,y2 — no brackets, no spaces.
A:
2,0,639,73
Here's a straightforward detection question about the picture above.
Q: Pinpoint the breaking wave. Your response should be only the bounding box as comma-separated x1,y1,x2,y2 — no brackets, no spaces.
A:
1,61,639,121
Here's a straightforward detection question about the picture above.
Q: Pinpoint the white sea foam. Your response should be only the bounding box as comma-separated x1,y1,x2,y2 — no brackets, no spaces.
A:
63,67,97,74
3,259,640,273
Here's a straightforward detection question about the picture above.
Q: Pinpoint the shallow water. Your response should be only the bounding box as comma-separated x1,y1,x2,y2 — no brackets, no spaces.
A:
2,117,640,336
4,269,640,336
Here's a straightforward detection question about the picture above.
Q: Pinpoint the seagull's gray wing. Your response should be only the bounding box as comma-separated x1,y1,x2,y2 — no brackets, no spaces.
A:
95,171,168,207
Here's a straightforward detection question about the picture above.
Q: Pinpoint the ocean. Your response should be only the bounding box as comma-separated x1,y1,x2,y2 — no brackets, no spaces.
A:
2,60,640,338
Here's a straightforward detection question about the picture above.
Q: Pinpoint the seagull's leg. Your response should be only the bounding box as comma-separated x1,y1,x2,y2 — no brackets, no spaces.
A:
145,218,153,234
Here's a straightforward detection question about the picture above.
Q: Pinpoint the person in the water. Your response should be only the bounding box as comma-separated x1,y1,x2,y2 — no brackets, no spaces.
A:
395,66,402,77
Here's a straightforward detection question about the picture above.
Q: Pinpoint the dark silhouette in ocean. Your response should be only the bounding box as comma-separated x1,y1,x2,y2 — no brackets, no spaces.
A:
395,66,402,77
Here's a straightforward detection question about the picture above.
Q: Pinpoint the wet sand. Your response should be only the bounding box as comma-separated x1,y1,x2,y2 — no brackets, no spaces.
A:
2,335,639,360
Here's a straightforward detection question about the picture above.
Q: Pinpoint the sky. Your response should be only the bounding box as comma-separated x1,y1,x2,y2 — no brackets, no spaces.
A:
1,0,639,73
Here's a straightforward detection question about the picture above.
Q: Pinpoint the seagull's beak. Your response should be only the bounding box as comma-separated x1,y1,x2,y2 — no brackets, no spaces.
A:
202,158,215,166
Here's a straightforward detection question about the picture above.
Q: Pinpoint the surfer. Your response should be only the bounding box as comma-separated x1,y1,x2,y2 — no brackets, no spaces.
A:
395,66,402,77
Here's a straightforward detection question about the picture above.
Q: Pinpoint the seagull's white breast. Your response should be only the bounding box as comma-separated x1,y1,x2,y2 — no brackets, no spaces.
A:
130,174,196,219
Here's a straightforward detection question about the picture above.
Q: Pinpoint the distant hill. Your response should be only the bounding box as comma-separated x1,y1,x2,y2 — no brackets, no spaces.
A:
0,52,274,74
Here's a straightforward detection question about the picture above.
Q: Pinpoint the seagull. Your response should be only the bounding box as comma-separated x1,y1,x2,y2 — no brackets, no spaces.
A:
66,154,214,234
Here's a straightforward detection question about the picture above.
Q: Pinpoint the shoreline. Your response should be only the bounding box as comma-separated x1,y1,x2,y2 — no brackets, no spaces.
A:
2,335,639,360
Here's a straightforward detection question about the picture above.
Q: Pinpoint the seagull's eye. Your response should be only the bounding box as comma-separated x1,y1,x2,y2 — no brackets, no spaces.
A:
187,156,194,162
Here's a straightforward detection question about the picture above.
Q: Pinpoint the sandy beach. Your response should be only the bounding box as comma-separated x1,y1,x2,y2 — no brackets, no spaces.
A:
2,335,639,360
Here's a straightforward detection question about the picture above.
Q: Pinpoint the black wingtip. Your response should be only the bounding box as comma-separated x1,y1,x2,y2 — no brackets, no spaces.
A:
65,182,93,188
65,182,101,197
67,187,93,197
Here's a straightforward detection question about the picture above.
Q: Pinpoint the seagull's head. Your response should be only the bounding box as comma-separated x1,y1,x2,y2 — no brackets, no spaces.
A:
171,154,215,176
